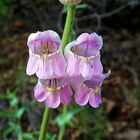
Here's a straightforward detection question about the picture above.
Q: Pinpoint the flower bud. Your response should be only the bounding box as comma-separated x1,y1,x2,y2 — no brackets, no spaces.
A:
59,0,81,5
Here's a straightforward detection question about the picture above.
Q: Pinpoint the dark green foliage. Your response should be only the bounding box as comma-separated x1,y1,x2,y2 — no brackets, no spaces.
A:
0,0,11,16
78,106,108,140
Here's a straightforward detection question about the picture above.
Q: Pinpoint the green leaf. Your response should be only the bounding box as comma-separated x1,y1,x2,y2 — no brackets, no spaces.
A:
0,100,35,119
16,100,35,119
6,91,19,107
23,133,35,140
76,4,88,9
50,135,56,140
55,108,82,128
0,0,11,16
9,122,21,135
9,122,23,140
16,108,25,119
47,133,56,140
63,6,68,12
63,4,87,13
3,126,14,137
0,111,17,118
10,96,19,107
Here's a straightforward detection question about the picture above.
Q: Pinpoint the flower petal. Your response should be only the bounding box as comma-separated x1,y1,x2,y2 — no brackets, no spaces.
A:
26,54,39,75
60,85,72,104
34,83,47,102
88,33,103,55
80,61,94,79
45,93,60,108
53,51,67,77
77,33,89,43
77,33,103,57
66,54,80,77
70,75,84,91
89,92,102,108
74,86,90,106
36,59,53,79
93,56,103,75
41,30,61,44
27,30,61,55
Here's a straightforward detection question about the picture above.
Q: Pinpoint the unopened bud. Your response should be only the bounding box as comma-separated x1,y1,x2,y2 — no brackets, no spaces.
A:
59,0,81,5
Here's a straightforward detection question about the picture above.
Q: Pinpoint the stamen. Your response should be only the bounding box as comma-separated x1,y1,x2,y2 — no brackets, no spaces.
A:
46,42,49,56
47,79,57,94
92,87,100,93
47,87,56,93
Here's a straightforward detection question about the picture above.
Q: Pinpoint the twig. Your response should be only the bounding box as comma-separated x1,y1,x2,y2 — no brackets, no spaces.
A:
78,1,140,21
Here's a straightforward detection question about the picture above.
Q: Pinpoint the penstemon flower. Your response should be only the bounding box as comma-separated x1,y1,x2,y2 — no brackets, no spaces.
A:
25,4,111,140
34,78,72,108
73,71,110,108
64,33,103,79
26,30,67,79
26,30,110,109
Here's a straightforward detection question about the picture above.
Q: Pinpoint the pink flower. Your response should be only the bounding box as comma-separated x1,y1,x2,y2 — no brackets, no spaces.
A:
74,71,110,108
34,78,72,108
64,33,103,79
26,30,111,109
26,30,67,79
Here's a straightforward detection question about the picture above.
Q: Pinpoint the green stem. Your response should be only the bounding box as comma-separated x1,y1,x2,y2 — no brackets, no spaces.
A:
58,5,76,140
39,106,51,140
58,105,67,140
61,6,76,54
18,119,23,140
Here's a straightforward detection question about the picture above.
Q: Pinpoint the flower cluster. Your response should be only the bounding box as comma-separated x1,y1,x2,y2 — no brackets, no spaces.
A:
26,30,110,108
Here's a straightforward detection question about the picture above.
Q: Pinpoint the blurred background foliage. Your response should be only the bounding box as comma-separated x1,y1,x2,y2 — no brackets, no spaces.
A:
0,0,140,140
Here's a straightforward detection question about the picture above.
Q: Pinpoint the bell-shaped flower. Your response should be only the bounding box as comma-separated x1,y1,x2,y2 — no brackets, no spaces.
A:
34,78,72,108
26,30,67,79
64,33,103,79
74,71,110,108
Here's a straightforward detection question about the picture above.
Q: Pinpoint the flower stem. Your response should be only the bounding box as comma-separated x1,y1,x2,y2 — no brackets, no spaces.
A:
38,106,51,140
58,5,76,140
58,105,67,140
61,6,76,54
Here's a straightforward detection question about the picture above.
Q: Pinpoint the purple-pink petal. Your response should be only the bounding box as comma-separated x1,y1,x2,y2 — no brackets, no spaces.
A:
45,93,60,108
70,75,84,91
77,33,89,44
80,61,94,79
27,30,61,55
59,85,72,104
76,32,103,57
26,54,39,75
89,92,102,108
89,33,103,54
84,71,111,88
36,59,53,79
52,51,67,77
67,54,80,77
64,32,104,78
74,86,90,106
93,57,103,75
34,83,47,102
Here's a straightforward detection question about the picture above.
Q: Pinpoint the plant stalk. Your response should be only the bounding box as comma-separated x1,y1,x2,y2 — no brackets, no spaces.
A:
61,6,76,54
58,5,76,140
58,105,67,140
39,106,51,140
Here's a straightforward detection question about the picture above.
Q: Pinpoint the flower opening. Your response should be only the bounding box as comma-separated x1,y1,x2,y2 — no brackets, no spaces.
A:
74,71,110,108
34,78,72,108
65,33,103,79
26,30,67,79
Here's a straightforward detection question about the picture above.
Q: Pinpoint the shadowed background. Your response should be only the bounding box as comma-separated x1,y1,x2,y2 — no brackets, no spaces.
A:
0,0,140,140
